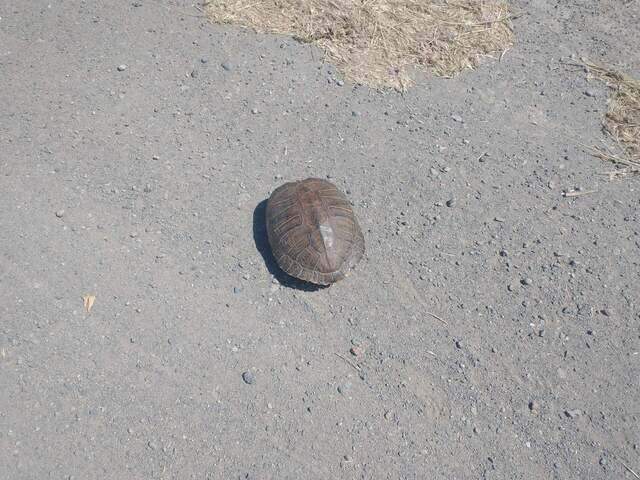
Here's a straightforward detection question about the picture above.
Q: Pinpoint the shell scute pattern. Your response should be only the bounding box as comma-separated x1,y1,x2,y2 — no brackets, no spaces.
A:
266,178,365,285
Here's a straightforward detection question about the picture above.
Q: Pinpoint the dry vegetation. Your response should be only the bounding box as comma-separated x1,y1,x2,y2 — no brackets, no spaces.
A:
204,0,515,90
583,60,640,178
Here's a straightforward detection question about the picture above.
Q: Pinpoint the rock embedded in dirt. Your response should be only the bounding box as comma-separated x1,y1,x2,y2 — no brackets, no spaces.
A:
242,371,255,385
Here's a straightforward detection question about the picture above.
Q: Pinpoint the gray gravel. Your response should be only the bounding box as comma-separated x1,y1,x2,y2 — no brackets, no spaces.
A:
1,1,639,479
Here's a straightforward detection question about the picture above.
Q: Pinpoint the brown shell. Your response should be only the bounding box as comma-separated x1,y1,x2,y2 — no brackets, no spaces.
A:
266,178,365,285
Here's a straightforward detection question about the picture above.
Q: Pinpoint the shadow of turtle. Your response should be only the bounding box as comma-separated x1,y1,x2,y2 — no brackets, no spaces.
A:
252,199,326,292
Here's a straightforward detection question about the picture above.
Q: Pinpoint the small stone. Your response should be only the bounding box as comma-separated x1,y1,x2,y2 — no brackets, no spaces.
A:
565,409,582,418
599,457,607,466
528,400,539,412
242,371,255,385
351,111,361,117
221,62,231,71
143,184,152,193
152,155,160,160
600,308,610,317
337,383,351,394
117,64,127,72
584,89,597,97
133,2,142,6
384,410,393,420
455,340,462,349
130,232,138,238
190,69,198,78
521,277,533,286
200,58,208,64
494,216,505,223
336,80,344,86
538,329,545,337
446,198,456,208
451,114,463,123
251,108,259,114
499,249,508,257
350,346,364,356
55,210,65,218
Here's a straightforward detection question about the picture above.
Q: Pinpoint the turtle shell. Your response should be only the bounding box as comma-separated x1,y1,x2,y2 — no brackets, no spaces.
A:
266,178,365,285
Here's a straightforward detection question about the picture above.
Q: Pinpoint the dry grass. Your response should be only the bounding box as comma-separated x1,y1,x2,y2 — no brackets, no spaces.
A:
583,60,640,178
204,0,515,90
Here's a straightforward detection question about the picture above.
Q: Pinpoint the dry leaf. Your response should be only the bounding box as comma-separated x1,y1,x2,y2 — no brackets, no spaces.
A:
83,294,96,313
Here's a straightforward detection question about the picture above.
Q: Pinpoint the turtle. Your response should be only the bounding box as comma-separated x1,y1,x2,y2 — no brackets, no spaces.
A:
265,178,365,285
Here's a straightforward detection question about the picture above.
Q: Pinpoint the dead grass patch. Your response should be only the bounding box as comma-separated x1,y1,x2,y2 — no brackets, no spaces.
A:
582,60,640,178
204,0,515,90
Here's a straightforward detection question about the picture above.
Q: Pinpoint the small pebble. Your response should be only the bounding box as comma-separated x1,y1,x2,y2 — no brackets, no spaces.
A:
528,400,539,412
600,308,610,317
251,108,259,114
350,346,364,356
221,62,231,71
190,69,198,78
200,58,208,64
538,329,545,337
55,210,65,218
565,409,582,418
129,232,138,238
242,371,255,385
336,80,344,86
337,383,351,394
599,457,607,466
494,216,505,223
351,111,361,117
451,115,463,123
384,410,393,420
446,198,456,208
117,64,127,72
521,277,533,286
499,249,508,257
584,89,597,97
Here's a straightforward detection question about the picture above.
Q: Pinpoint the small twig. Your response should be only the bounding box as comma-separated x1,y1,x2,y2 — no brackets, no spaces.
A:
442,12,524,27
562,190,597,198
426,312,447,325
335,353,361,371
623,462,640,479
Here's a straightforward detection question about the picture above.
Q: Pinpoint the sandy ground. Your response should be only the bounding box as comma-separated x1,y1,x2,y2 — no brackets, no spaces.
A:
1,1,639,479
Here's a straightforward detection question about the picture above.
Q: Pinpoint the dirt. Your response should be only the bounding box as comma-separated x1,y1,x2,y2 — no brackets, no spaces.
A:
1,1,639,479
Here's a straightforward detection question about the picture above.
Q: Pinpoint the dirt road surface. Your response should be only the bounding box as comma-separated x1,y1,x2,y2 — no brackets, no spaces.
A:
1,1,639,479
